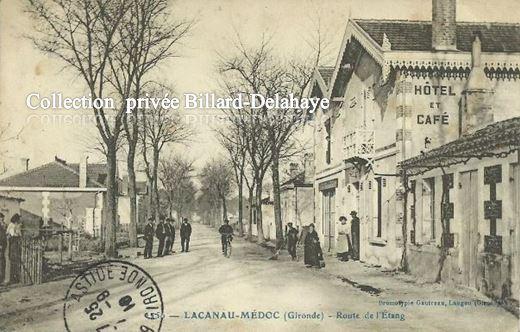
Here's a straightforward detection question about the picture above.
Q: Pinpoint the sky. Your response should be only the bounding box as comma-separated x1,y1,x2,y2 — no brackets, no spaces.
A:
1,0,519,174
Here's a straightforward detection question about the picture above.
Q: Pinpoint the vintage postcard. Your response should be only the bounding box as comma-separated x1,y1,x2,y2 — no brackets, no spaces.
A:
0,0,519,331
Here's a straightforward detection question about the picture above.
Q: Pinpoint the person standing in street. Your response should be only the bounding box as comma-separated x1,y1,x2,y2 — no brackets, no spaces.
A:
144,217,155,259
180,218,192,252
303,224,323,268
336,216,350,261
350,211,360,260
163,218,175,256
155,215,166,257
5,214,22,284
286,222,298,260
0,213,6,284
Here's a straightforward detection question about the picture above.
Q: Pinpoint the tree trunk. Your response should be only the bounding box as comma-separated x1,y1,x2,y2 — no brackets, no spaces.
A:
255,181,265,243
147,180,155,219
152,150,160,220
237,174,244,237
127,146,138,247
247,184,254,240
271,153,283,250
104,144,119,257
221,195,228,222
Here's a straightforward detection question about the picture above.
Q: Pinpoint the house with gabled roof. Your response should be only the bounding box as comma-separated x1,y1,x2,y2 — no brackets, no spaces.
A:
0,156,147,238
308,0,520,277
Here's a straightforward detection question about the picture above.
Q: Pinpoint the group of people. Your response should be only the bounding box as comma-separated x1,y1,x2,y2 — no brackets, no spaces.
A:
284,210,361,268
0,213,23,284
285,222,324,268
143,215,192,259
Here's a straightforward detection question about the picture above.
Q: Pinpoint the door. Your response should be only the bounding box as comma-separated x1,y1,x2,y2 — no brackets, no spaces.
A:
460,170,479,288
322,189,336,252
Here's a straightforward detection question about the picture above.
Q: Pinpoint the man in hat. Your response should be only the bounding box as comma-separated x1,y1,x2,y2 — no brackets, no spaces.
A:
218,219,234,254
350,211,360,260
180,218,192,252
163,218,175,255
286,222,298,260
143,217,155,259
155,215,166,257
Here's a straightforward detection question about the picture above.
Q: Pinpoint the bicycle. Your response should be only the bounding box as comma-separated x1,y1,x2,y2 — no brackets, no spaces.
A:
222,233,233,258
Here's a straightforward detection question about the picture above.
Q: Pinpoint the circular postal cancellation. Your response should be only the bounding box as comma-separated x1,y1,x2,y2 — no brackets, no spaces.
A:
63,260,164,332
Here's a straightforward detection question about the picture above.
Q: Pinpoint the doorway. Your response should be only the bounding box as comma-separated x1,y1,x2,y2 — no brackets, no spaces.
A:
322,189,336,252
460,170,479,288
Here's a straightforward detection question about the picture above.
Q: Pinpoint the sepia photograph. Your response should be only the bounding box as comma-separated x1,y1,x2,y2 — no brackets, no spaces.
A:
0,0,519,331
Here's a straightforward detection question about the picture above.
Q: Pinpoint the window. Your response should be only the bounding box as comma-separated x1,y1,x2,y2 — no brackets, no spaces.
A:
423,177,436,240
325,118,331,164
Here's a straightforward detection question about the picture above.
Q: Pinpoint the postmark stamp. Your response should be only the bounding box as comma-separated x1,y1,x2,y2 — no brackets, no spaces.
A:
63,260,164,332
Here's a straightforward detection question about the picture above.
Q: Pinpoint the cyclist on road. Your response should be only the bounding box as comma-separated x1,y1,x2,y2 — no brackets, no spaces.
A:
218,219,234,254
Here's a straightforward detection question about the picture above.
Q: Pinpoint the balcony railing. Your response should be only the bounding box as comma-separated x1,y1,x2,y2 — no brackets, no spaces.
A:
343,128,375,161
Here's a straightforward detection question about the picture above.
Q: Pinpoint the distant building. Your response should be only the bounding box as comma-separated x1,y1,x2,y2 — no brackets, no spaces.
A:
0,156,146,237
280,156,314,231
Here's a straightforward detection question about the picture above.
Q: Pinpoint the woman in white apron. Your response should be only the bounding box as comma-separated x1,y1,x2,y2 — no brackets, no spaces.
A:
336,216,350,261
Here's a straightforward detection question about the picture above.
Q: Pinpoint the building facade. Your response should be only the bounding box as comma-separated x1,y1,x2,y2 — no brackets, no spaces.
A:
310,0,520,275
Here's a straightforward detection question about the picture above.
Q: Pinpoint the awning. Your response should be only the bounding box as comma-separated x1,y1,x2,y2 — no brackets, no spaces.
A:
399,117,520,176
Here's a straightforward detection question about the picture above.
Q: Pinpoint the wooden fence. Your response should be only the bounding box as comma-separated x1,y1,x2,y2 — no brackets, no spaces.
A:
20,237,44,285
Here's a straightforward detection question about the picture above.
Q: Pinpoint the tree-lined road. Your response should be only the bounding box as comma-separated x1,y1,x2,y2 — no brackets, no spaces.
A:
1,223,517,332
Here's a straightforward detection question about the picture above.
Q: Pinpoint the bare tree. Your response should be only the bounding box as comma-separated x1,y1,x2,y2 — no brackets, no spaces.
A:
26,0,137,256
0,123,25,175
217,37,278,243
214,109,250,237
26,0,193,255
217,27,326,250
159,155,196,221
199,158,234,226
118,0,193,248
139,87,193,221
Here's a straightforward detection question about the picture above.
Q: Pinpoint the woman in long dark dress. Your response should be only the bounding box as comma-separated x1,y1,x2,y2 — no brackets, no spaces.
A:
304,224,322,268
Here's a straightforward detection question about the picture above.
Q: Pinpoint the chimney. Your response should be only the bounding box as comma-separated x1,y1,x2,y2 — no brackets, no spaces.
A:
304,153,314,183
20,158,29,171
432,0,457,51
79,155,88,188
289,163,299,179
460,34,494,135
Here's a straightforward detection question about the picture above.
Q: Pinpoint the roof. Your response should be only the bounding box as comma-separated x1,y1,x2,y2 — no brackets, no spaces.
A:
354,19,520,53
400,117,520,175
0,194,24,202
281,171,313,189
69,163,108,185
318,66,335,88
0,157,106,188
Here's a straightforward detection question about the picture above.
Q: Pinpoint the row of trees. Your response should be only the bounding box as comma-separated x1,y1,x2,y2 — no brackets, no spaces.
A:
200,31,326,250
27,0,194,256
